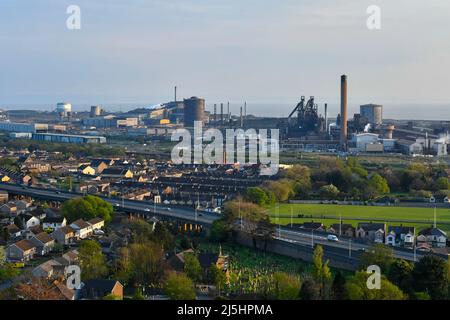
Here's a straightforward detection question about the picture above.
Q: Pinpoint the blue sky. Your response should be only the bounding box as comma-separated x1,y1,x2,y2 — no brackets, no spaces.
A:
1,0,450,109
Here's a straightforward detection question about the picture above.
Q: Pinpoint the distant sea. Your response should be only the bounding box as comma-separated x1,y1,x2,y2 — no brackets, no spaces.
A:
1,103,449,121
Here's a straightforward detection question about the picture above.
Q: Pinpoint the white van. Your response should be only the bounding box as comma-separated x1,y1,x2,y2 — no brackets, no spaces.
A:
327,234,339,242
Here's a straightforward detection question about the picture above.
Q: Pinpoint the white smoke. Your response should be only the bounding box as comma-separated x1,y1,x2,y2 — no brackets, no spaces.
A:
364,123,371,133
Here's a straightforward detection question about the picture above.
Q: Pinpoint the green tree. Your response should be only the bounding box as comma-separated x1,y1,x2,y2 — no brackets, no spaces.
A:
209,219,230,242
359,244,394,273
270,272,301,300
412,255,450,300
312,245,332,299
0,264,20,282
331,271,347,300
319,184,340,199
61,195,113,223
388,259,413,294
299,278,320,300
209,264,227,295
116,242,166,287
369,173,390,195
164,272,196,300
436,177,450,190
150,222,175,250
262,180,294,202
79,240,108,281
345,271,405,300
103,294,122,300
184,253,202,283
245,187,269,206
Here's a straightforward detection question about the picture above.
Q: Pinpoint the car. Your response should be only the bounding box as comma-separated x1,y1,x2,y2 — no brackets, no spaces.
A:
145,208,151,212
327,234,339,242
55,191,61,194
10,262,25,268
198,213,203,217
114,203,120,207
166,207,172,211
93,229,105,235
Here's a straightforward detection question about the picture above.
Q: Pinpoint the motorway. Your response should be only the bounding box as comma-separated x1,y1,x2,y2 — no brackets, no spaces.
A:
0,183,425,263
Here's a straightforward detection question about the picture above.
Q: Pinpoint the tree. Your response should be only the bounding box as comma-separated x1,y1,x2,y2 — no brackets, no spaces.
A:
0,264,20,282
270,272,301,300
129,219,153,243
245,187,269,206
150,222,175,250
412,255,450,300
209,264,227,295
209,219,230,242
61,195,113,223
345,271,405,300
369,173,390,195
262,180,294,202
319,184,340,199
184,253,202,283
299,278,320,300
436,177,450,190
78,240,108,281
388,259,413,294
312,245,332,299
359,244,394,273
164,272,196,300
331,271,347,300
116,242,166,287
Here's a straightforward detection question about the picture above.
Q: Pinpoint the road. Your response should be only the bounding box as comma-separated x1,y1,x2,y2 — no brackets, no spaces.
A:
0,182,426,263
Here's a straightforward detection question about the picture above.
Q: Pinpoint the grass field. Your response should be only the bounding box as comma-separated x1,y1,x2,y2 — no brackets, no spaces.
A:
267,203,450,233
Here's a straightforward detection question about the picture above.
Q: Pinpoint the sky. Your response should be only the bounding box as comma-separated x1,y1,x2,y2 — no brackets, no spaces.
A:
1,0,450,117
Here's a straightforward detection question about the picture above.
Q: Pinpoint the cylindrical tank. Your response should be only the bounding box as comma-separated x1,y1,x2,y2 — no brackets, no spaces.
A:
90,105,102,117
360,104,383,125
384,124,395,139
184,96,205,127
56,102,72,115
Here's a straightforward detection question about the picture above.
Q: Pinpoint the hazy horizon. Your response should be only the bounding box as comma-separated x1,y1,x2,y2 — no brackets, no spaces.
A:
1,1,450,113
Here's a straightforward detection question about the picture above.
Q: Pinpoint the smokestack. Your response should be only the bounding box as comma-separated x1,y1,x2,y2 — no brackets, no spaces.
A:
244,102,247,118
340,75,348,151
324,103,328,134
240,106,243,127
174,86,177,102
221,103,224,124
214,104,217,124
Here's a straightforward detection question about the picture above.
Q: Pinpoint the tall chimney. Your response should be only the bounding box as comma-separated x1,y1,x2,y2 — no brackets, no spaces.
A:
221,103,224,124
324,103,328,135
174,86,177,102
214,104,217,124
240,106,243,127
340,75,348,151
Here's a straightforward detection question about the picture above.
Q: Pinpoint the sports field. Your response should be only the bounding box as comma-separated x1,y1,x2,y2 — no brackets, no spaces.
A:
267,203,450,233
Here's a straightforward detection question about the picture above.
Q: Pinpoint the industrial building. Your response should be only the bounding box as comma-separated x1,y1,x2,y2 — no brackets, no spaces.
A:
90,105,102,117
184,96,205,127
360,104,383,125
32,133,106,144
0,121,48,133
82,116,138,128
56,102,72,118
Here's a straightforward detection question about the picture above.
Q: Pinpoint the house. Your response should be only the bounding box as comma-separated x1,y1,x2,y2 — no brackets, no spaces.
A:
90,160,109,174
298,222,325,231
30,232,55,255
24,225,44,239
70,219,93,239
88,217,104,230
32,259,62,278
15,199,32,213
328,224,355,237
51,226,75,245
29,207,47,220
7,239,36,262
43,216,67,231
101,167,134,179
356,222,386,243
81,279,123,300
0,202,17,215
5,224,21,239
20,213,40,229
417,227,447,248
79,165,96,176
385,226,415,247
